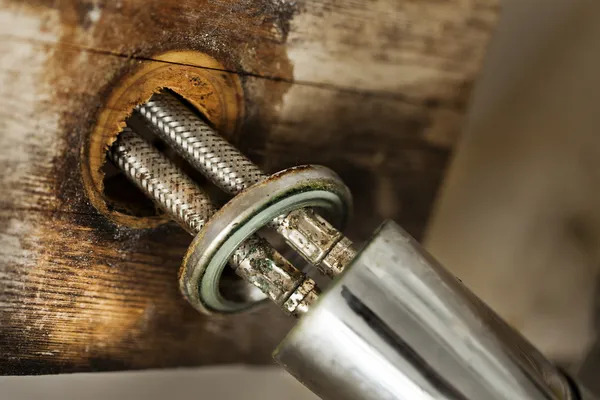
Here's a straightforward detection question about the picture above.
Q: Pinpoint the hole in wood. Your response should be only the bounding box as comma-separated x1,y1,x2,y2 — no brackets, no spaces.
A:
82,50,244,229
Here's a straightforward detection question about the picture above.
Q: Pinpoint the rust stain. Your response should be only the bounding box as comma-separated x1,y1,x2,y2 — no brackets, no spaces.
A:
82,50,245,229
1,0,297,373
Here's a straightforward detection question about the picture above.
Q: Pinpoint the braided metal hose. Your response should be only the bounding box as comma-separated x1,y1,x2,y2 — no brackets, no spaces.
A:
109,128,309,311
110,127,216,234
135,92,356,277
136,94,264,194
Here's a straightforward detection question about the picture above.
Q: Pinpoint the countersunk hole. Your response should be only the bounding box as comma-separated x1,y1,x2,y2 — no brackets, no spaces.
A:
82,50,243,230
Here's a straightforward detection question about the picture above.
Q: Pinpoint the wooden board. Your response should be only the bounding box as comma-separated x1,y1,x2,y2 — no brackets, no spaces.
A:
0,0,500,374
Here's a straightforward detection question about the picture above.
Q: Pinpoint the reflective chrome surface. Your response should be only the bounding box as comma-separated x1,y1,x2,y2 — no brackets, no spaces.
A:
275,221,585,400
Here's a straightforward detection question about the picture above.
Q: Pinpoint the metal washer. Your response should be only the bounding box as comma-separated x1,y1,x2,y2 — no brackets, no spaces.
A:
179,165,352,314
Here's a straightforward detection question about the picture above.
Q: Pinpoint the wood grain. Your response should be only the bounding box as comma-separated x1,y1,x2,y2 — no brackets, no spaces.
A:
0,0,500,374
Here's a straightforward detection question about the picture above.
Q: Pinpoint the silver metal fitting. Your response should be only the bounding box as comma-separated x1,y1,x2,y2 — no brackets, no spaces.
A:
321,237,357,277
282,278,320,317
275,209,342,273
274,221,584,400
178,164,351,314
233,237,305,307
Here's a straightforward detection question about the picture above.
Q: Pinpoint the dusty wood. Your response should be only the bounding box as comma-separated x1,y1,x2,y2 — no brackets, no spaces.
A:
0,0,500,374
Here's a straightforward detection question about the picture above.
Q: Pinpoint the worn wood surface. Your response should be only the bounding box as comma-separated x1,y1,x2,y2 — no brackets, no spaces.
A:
0,0,500,374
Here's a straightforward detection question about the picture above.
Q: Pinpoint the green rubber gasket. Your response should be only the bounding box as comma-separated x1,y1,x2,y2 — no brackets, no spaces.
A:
179,165,352,315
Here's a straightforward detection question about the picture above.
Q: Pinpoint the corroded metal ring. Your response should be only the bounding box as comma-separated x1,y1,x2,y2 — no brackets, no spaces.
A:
179,165,352,314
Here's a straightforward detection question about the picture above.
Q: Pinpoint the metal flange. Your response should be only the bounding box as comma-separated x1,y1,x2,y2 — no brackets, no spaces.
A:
179,165,352,314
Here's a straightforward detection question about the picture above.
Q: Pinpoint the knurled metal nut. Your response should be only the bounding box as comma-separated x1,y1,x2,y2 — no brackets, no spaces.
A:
283,278,317,315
